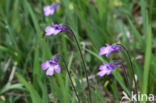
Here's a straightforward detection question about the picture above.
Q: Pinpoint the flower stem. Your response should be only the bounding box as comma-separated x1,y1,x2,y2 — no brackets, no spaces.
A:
114,61,131,91
117,44,138,94
59,54,81,103
121,63,130,91
67,29,92,103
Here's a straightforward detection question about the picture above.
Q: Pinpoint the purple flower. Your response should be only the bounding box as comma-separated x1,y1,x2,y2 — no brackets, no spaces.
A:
43,4,59,16
45,26,61,36
99,44,121,57
41,55,61,76
97,63,118,77
45,23,67,36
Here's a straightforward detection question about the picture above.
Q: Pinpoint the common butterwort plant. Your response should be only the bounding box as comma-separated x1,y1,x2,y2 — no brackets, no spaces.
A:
44,22,92,103
41,54,80,102
43,3,92,102
98,43,138,95
42,3,81,103
42,2,138,102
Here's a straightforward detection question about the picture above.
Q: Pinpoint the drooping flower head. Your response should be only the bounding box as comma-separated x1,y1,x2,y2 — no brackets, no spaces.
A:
97,62,119,77
45,23,67,36
41,55,61,76
99,44,121,57
43,3,59,16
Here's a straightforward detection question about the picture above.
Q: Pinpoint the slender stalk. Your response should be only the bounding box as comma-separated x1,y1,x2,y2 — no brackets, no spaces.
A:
67,29,92,103
116,44,138,94
114,61,131,91
121,63,130,91
59,54,81,103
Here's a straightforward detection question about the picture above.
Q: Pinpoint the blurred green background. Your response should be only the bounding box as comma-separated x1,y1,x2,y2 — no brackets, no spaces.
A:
0,0,156,103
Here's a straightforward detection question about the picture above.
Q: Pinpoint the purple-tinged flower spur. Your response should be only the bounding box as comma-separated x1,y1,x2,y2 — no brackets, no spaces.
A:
41,55,61,76
97,63,119,77
45,23,67,36
43,3,59,16
99,44,121,57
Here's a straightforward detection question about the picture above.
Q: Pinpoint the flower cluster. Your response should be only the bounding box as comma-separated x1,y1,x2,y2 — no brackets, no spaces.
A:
98,44,121,77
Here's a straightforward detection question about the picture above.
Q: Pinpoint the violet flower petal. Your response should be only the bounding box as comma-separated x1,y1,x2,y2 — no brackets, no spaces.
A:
46,67,54,76
97,71,107,77
99,65,105,70
54,65,61,73
41,61,49,70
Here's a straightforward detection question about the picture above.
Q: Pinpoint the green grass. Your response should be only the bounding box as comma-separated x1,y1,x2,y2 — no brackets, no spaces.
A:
0,0,156,103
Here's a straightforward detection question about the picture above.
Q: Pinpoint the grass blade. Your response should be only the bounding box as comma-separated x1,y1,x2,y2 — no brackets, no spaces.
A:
142,24,152,94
